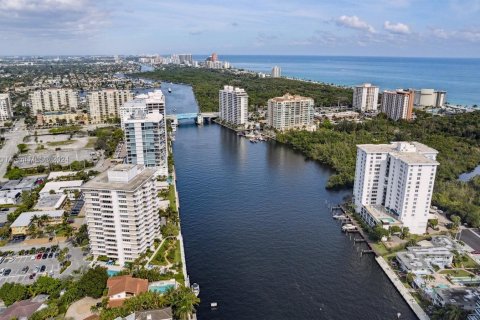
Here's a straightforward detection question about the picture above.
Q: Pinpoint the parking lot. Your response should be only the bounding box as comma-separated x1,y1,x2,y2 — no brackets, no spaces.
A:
0,244,89,285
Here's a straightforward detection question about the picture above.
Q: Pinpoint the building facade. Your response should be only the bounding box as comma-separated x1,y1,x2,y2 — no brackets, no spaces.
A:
36,111,89,126
267,93,314,131
271,66,281,78
353,83,379,112
219,85,249,126
87,90,134,124
353,142,439,234
124,110,168,176
81,164,161,265
30,89,79,115
414,89,447,108
0,93,13,121
119,90,165,128
380,90,415,121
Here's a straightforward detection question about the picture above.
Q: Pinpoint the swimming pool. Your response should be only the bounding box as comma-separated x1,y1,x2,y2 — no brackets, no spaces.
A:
149,284,175,293
107,270,120,277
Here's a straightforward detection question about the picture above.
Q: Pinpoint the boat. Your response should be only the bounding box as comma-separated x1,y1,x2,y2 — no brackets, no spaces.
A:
210,302,218,308
341,224,357,232
191,283,200,296
168,87,172,93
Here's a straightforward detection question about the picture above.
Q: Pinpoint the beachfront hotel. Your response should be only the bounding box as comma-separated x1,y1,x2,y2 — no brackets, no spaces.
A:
353,83,379,112
413,89,447,108
380,90,415,121
87,89,134,124
0,93,13,121
219,85,249,126
353,141,439,234
30,89,79,115
267,93,314,131
271,65,281,78
81,164,161,265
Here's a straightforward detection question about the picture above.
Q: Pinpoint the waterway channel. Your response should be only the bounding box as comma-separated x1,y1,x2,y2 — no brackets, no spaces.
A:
164,83,417,320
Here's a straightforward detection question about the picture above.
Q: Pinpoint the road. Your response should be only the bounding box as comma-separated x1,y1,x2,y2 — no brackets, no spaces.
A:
0,119,29,181
460,228,480,251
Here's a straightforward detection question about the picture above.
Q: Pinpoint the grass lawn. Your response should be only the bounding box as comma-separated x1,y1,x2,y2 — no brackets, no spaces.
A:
46,140,76,146
440,269,472,277
371,242,389,256
461,255,479,269
168,185,176,209
85,137,97,148
150,239,173,266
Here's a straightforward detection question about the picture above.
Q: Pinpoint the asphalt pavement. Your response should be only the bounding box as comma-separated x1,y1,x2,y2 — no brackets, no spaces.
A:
0,119,28,181
460,228,480,252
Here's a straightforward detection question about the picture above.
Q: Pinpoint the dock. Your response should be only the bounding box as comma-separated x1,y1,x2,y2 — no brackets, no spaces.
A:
332,205,430,320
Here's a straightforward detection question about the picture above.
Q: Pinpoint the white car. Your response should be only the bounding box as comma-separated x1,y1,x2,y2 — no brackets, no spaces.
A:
31,255,36,260
0,268,4,275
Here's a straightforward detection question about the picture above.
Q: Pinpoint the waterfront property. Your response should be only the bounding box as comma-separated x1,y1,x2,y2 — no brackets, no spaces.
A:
87,89,134,124
397,246,453,275
149,279,178,293
82,164,162,265
218,85,249,127
353,141,439,234
414,89,447,108
107,275,149,307
30,89,79,115
267,93,315,131
120,90,166,128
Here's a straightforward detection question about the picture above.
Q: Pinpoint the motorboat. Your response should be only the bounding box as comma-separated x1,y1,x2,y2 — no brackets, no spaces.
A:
192,283,200,296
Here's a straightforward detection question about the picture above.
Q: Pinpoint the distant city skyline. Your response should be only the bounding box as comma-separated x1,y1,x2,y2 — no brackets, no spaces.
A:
1,0,480,57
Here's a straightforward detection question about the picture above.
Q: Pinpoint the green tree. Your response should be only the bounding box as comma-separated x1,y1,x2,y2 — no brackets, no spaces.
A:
451,215,461,229
161,223,179,238
428,219,439,230
0,282,29,306
77,266,108,298
165,286,200,320
400,227,410,240
32,276,62,296
371,225,389,242
17,143,28,153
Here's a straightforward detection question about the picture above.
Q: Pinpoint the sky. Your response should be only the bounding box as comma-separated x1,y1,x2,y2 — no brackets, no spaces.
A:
0,0,480,57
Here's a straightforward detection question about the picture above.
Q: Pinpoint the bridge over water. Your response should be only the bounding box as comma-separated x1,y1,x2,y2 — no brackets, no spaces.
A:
166,112,219,125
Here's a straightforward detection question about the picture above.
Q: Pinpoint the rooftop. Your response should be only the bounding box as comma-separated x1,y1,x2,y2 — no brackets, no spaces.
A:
268,93,314,103
0,299,43,320
11,210,64,228
34,193,67,210
364,205,402,226
82,165,155,192
135,307,173,320
107,275,148,307
390,152,439,165
40,180,83,194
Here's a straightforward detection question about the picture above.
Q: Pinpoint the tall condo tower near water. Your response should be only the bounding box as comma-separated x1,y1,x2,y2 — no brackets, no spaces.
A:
353,83,379,112
271,65,281,78
82,164,161,266
353,141,439,234
267,94,314,131
29,89,79,115
219,85,249,126
381,90,415,121
120,90,168,176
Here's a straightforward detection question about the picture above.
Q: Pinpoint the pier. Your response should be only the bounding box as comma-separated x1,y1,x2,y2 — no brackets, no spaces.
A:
331,205,430,320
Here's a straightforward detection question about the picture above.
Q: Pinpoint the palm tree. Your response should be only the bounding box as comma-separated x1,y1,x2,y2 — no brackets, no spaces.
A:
165,286,200,320
38,214,50,228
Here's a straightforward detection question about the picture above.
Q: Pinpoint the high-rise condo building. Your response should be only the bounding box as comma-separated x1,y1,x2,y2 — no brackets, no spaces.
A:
219,85,249,126
353,141,439,234
178,54,193,65
272,66,281,78
267,94,314,131
124,110,168,176
413,89,447,108
120,90,168,176
0,93,13,121
87,90,134,124
30,89,79,115
381,90,415,121
82,164,161,265
353,83,379,112
119,90,166,129
211,52,218,62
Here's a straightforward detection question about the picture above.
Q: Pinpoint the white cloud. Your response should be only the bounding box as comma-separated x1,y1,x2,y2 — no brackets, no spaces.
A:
431,27,480,42
336,15,375,33
384,21,411,34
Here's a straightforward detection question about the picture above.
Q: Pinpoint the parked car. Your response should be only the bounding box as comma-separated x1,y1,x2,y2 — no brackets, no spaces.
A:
42,253,48,260
36,253,43,260
31,255,36,260
3,269,11,276
34,266,40,272
22,266,29,274
0,268,4,275
29,273,36,279
40,265,46,272
48,252,54,259
45,247,51,253
54,252,59,258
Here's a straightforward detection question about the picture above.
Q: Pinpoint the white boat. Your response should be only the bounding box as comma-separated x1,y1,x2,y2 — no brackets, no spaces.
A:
210,302,218,308
333,214,346,220
168,87,172,93
342,224,357,232
191,283,200,296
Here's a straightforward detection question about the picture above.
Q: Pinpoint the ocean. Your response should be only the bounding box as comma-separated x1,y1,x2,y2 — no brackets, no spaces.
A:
195,55,480,106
